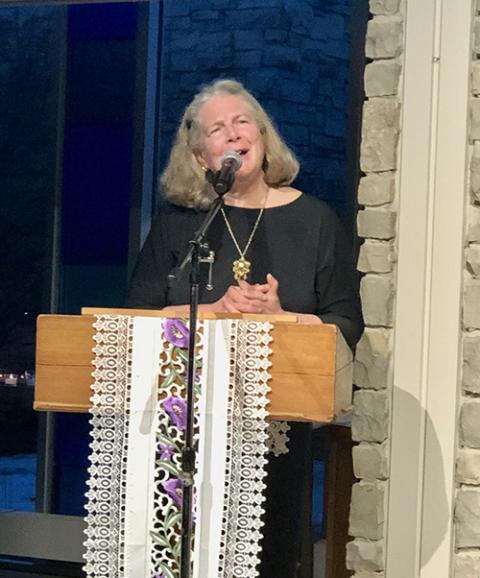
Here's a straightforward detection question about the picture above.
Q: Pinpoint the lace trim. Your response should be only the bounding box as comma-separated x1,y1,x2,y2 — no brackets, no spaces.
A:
84,315,133,578
266,421,291,456
217,320,272,577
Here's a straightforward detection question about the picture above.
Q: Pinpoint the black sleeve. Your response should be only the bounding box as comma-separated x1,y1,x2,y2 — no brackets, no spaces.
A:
125,212,174,309
315,208,364,350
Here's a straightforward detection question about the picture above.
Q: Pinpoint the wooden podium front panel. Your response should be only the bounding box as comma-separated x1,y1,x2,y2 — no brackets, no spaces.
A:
35,313,352,422
35,315,96,413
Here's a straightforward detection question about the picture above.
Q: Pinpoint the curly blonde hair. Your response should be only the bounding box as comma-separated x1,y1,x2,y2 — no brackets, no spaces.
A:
160,79,300,209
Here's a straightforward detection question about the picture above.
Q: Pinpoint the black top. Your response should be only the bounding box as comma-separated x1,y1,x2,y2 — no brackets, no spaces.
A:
127,194,363,349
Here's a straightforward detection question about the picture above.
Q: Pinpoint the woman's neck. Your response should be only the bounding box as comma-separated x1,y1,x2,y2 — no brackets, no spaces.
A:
223,176,269,208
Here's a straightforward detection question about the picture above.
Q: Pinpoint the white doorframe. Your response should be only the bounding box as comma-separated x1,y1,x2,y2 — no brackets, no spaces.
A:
386,1,472,576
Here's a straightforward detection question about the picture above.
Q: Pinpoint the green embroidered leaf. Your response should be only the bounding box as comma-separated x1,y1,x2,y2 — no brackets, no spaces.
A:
156,460,181,477
173,540,182,558
160,370,177,389
175,347,189,363
159,563,176,578
156,431,179,448
150,531,168,547
165,511,182,529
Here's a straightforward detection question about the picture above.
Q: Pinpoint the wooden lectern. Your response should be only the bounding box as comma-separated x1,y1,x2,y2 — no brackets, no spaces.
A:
34,308,354,578
34,308,353,421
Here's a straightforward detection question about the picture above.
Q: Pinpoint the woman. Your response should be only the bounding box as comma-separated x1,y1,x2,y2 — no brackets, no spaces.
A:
127,79,363,576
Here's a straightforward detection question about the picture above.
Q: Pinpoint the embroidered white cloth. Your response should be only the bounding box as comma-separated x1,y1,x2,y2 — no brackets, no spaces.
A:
83,315,280,578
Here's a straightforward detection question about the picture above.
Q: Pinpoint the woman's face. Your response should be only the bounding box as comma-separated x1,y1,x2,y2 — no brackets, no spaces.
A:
196,94,266,184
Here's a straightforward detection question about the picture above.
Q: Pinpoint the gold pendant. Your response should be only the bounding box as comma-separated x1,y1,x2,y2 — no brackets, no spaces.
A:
232,257,251,281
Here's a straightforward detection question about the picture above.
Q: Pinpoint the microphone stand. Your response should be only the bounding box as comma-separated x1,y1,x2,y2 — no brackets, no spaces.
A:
167,174,230,578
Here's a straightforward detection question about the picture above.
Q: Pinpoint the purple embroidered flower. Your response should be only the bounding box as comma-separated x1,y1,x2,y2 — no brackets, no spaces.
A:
158,443,175,461
163,318,189,348
163,478,183,508
162,396,187,431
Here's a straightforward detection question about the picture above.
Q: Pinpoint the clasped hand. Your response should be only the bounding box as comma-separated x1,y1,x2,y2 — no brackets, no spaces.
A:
218,274,283,314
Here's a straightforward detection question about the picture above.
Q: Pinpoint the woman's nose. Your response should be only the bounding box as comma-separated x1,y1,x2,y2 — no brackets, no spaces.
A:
225,124,240,141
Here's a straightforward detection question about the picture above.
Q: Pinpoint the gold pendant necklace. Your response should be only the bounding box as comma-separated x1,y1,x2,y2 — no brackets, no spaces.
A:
220,190,268,281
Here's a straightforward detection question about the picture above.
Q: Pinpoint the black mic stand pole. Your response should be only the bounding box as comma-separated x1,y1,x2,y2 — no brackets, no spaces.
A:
178,195,222,578
167,172,233,578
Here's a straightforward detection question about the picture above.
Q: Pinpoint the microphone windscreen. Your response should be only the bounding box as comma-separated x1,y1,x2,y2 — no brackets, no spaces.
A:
221,150,243,170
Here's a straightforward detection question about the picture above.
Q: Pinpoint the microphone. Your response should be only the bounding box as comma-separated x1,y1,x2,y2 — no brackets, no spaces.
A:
213,150,243,196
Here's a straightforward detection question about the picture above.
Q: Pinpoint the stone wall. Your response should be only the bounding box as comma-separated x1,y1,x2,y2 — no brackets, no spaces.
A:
160,0,357,218
454,2,480,575
347,1,403,576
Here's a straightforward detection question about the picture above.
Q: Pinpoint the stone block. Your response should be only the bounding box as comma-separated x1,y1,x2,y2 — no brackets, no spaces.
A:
464,280,480,329
265,29,288,42
233,30,263,50
170,50,196,72
311,13,346,41
357,209,397,240
281,124,310,145
358,172,396,206
466,244,480,277
191,9,220,21
358,240,395,274
463,335,480,394
360,274,395,327
472,61,480,96
470,141,480,201
470,98,480,142
363,98,401,131
457,449,480,484
263,45,299,70
369,0,400,15
226,8,286,29
467,205,480,243
475,19,480,54
283,2,315,36
365,60,402,97
169,31,201,51
349,481,386,539
456,489,480,547
166,17,192,31
234,50,262,68
469,224,480,244
280,80,311,104
354,328,392,389
236,0,279,6
164,1,190,17
353,441,389,480
325,111,346,138
245,69,278,95
365,16,403,59
352,390,389,443
361,129,400,172
455,551,480,576
346,538,384,572
460,400,480,448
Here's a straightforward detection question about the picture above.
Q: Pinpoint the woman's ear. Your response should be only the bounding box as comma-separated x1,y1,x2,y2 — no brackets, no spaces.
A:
194,150,208,172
